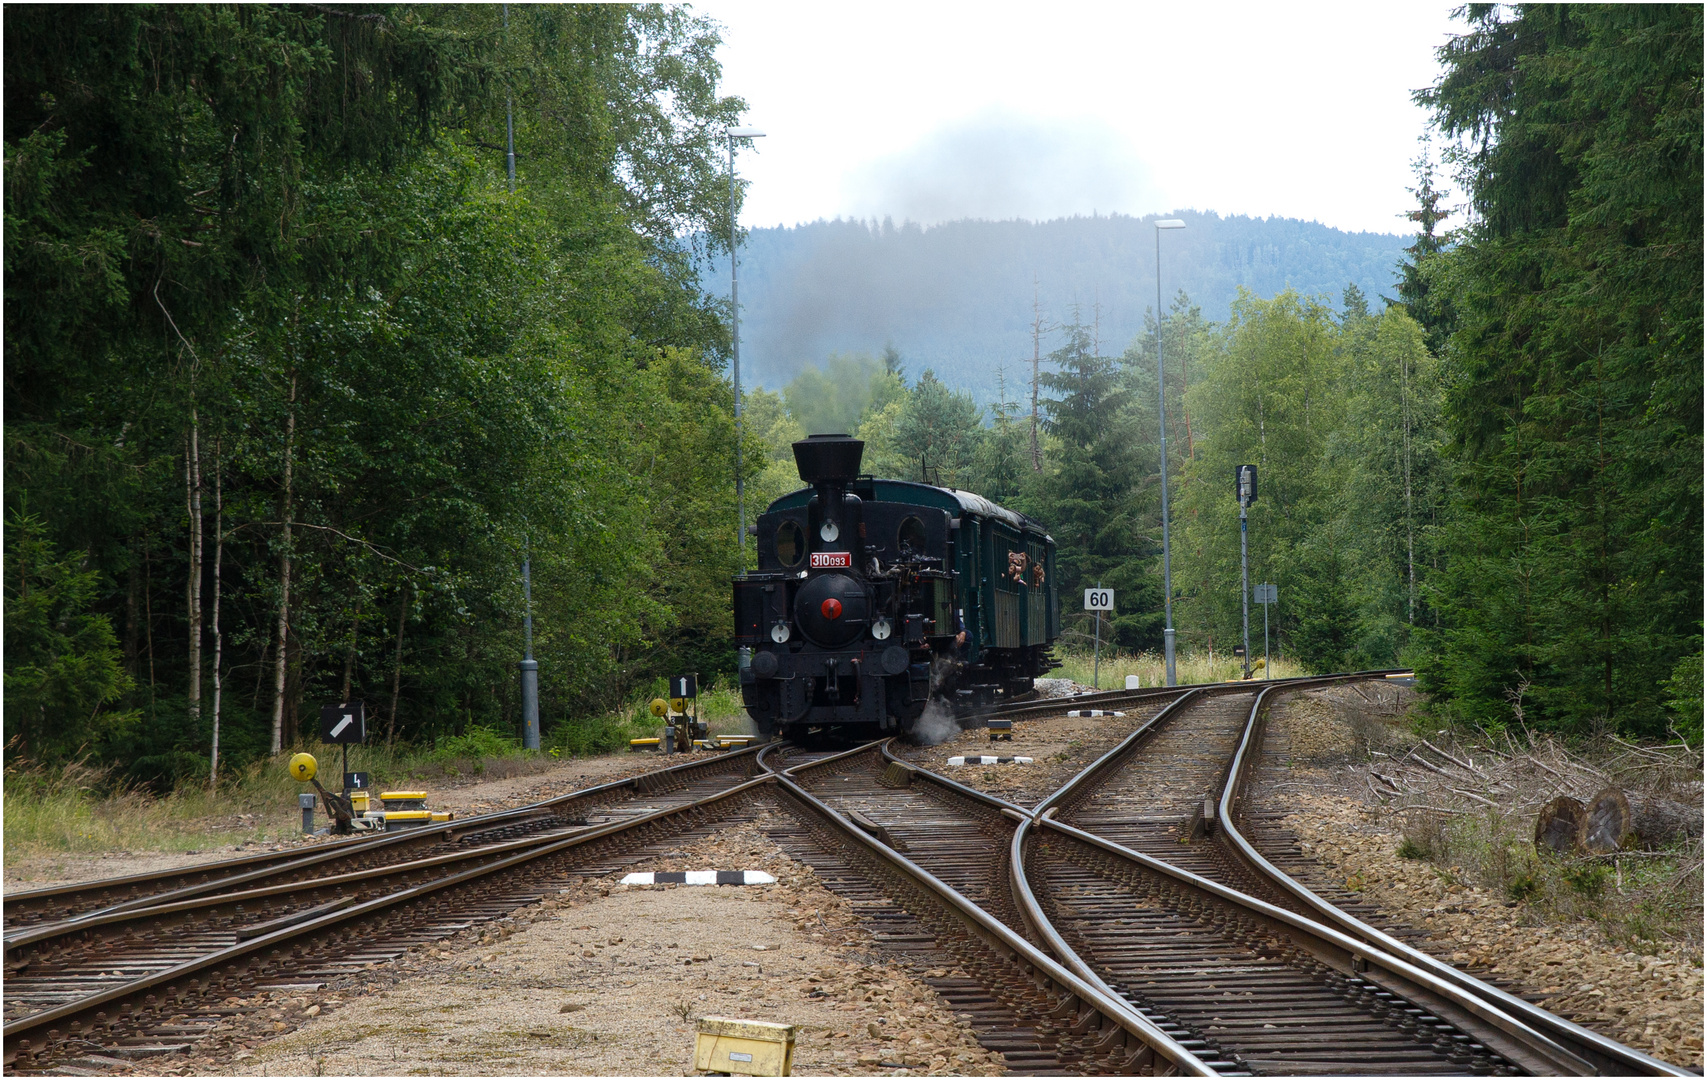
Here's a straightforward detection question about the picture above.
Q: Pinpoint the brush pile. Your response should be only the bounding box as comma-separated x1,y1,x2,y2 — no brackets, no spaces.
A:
1366,731,1702,857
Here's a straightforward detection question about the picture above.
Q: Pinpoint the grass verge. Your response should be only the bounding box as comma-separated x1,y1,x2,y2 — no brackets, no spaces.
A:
2,679,749,859
1050,647,1312,689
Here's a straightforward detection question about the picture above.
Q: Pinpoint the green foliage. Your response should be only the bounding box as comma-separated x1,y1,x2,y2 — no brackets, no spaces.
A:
1507,871,1541,902
1170,294,1448,672
1029,316,1159,649
3,509,135,760
864,371,983,488
1562,860,1614,899
1415,5,1703,736
1664,653,1703,745
3,4,752,774
545,714,658,759
429,725,522,766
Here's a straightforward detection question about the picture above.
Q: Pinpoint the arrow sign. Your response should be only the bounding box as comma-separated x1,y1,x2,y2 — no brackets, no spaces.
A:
320,701,366,744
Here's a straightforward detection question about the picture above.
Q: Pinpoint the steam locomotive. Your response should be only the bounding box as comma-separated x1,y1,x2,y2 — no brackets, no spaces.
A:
733,434,1060,741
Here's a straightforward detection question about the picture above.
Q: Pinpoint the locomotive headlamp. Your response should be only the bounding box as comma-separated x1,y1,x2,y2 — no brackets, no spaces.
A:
871,617,893,641
819,519,840,543
770,620,791,643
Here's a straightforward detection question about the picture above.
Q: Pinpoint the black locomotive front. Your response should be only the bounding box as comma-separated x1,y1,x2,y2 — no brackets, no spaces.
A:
733,434,956,740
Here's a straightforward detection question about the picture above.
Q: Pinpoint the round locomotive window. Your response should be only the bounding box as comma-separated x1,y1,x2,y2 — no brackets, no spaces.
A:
775,520,806,567
898,516,927,553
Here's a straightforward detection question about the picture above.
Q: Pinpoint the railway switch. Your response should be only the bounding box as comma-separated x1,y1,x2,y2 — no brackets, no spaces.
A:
649,676,708,753
288,754,451,834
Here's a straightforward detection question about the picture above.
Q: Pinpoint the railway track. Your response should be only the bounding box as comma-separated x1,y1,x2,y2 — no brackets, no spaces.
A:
3,752,776,1072
1029,677,1685,1075
758,743,1211,1076
1215,683,1690,1077
771,718,1579,1075
5,672,1688,1075
2,746,769,931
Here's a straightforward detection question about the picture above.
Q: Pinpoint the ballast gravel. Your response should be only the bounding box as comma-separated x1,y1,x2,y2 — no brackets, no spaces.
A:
196,816,1004,1076
903,705,1167,807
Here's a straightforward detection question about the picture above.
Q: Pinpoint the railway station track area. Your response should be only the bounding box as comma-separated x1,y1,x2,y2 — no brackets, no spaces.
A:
3,673,1696,1076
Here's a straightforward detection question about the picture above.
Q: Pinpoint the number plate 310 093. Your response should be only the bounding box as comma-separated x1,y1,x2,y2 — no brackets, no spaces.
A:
809,552,851,568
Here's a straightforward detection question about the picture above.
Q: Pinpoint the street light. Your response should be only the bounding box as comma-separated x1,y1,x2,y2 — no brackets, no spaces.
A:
1236,464,1258,681
1154,217,1185,685
726,125,765,551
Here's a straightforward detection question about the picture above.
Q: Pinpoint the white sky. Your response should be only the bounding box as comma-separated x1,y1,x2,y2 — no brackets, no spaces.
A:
701,0,1463,236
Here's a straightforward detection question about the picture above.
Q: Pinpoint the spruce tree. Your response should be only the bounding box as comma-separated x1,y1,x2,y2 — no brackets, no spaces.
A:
1030,317,1158,648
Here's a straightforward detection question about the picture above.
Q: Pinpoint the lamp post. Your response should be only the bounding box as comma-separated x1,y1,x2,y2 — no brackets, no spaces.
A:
1236,465,1257,682
1154,218,1185,685
726,125,765,551
520,535,538,749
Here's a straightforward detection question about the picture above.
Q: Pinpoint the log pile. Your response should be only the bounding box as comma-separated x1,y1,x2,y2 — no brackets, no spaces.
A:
1365,732,1702,855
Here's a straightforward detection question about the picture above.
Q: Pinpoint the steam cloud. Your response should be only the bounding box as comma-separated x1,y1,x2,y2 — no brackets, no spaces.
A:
907,655,971,747
842,111,1158,225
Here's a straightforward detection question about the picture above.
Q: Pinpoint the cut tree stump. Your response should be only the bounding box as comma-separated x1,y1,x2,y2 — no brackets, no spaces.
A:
1534,795,1587,854
1581,787,1633,854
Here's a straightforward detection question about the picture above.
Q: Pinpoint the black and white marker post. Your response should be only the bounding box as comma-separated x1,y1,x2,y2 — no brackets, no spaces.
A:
1236,465,1257,681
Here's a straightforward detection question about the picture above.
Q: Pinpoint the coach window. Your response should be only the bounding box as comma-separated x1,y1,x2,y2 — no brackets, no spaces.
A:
898,516,927,555
776,520,805,567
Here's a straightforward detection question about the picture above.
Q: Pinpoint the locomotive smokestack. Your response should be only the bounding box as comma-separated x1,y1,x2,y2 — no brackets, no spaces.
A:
794,435,864,557
793,434,864,484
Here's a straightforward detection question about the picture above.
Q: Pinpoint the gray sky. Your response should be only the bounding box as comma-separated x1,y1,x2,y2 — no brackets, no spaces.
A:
703,1,1463,236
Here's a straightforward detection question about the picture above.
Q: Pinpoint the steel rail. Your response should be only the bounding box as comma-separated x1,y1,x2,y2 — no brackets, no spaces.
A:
3,742,769,930
5,822,596,957
1010,674,1624,1075
1019,814,1591,1076
786,729,1564,1074
757,758,1215,1076
3,773,774,1068
984,669,1407,724
1218,681,1691,1078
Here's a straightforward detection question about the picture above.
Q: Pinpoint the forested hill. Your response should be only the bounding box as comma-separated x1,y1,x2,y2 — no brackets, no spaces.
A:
707,213,1407,395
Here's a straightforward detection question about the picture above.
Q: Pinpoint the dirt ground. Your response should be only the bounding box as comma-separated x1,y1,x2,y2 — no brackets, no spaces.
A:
1265,688,1705,1069
178,816,1003,1077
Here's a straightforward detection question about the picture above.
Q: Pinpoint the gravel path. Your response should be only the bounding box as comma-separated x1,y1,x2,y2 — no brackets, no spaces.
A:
175,813,1003,1077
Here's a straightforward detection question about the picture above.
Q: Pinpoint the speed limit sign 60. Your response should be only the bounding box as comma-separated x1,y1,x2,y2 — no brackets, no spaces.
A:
1084,588,1114,612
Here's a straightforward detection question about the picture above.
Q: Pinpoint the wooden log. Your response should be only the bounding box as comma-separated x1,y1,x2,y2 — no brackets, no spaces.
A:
1580,787,1632,854
1626,792,1704,849
1534,795,1587,855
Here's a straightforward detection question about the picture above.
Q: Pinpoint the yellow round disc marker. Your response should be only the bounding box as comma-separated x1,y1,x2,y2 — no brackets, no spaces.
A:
288,752,318,783
649,698,670,718
670,697,687,714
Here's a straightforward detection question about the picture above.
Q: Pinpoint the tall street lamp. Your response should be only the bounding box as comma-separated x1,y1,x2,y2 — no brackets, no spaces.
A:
1154,217,1185,685
726,125,765,551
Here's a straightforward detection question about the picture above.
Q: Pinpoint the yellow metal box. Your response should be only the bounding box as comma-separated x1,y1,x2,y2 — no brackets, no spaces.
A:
693,1016,795,1076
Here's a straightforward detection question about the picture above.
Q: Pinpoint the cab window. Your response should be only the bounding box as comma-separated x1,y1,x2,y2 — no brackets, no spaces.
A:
776,520,805,567
898,516,927,554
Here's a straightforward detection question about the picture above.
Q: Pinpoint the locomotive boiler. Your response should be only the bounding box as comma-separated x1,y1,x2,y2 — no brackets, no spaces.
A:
733,434,1059,741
